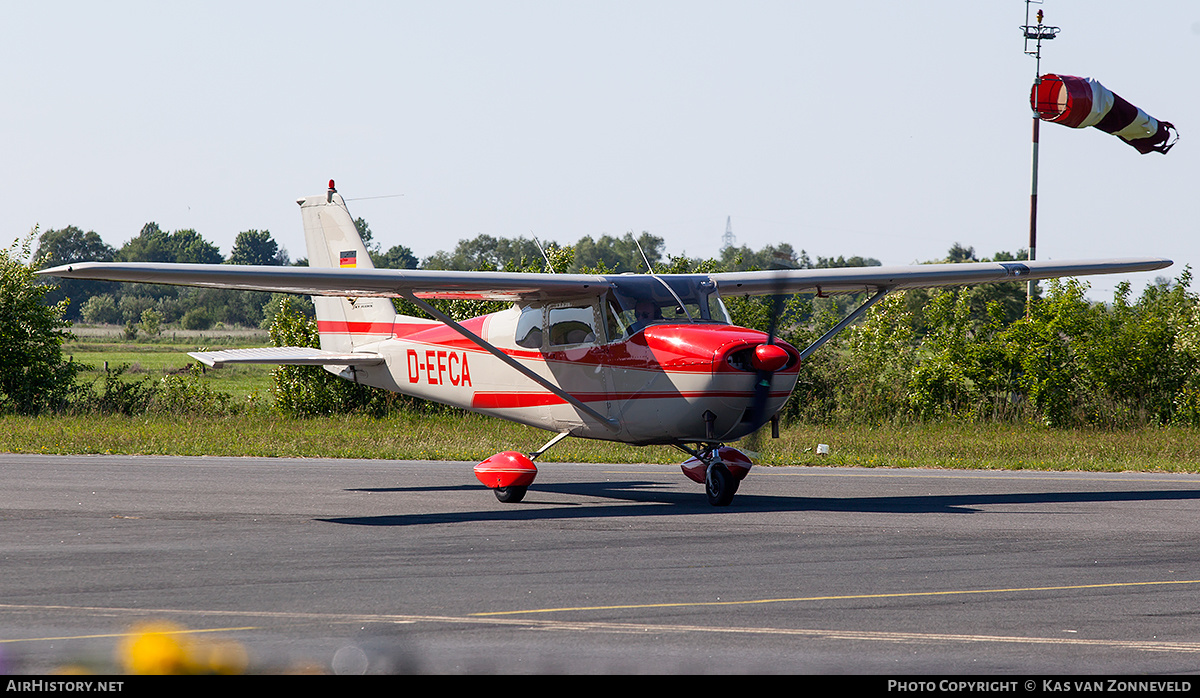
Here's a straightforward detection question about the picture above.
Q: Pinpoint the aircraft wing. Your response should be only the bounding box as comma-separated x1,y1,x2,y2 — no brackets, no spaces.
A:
708,258,1172,296
37,263,612,302
38,257,1171,301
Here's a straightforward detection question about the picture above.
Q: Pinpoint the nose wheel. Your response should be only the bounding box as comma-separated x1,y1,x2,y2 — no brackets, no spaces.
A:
705,462,738,507
680,445,751,506
494,485,528,503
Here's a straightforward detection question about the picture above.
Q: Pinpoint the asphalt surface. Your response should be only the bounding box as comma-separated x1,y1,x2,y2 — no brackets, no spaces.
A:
3,453,1200,674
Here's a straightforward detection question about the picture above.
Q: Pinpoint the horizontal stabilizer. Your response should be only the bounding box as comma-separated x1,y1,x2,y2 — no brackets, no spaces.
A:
188,346,385,369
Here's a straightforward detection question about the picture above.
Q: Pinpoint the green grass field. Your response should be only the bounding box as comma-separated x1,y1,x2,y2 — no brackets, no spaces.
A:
5,411,1200,472
65,332,275,402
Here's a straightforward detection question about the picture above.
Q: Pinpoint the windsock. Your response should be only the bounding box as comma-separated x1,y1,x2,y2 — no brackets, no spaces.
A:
1032,74,1177,154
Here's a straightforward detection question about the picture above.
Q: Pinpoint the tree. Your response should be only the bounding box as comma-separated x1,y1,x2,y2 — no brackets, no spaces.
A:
814,254,881,269
35,225,115,266
113,224,258,323
717,243,807,272
354,217,378,255
423,234,551,271
348,217,417,269
572,232,663,273
896,244,1028,337
80,294,120,324
169,229,223,265
116,222,173,262
117,224,222,264
0,233,78,413
228,229,285,266
372,244,419,270
139,308,163,338
180,307,214,330
34,225,117,319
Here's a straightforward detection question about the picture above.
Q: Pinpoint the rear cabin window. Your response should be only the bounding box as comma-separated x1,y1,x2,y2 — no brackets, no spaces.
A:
515,305,544,349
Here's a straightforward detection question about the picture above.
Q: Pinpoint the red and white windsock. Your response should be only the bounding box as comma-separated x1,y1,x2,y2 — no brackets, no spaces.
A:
1032,74,1178,154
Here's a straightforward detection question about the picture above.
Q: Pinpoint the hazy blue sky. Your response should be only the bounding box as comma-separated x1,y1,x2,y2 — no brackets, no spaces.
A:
2,2,1195,298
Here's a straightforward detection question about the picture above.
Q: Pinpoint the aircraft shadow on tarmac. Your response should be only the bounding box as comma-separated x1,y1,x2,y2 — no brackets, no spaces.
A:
322,482,1200,527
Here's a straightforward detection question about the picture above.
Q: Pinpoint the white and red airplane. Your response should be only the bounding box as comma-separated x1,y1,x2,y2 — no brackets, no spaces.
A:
40,182,1171,506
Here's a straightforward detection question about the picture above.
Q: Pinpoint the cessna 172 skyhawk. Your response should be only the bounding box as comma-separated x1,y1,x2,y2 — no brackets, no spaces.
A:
40,182,1171,506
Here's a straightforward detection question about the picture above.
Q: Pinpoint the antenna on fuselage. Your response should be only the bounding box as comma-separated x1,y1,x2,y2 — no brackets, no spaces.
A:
531,234,556,274
632,236,655,274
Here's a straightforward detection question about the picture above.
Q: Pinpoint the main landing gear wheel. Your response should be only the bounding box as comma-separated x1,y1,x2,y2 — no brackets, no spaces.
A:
494,485,528,503
705,464,737,507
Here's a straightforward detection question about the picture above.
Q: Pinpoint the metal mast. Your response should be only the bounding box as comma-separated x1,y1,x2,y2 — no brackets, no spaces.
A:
1021,0,1060,308
722,216,735,250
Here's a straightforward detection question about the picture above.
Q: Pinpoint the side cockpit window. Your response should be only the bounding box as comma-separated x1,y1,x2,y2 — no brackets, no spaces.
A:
515,305,544,349
516,302,601,349
548,305,597,346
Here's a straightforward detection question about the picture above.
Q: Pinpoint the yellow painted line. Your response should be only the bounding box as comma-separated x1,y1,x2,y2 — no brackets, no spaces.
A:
470,579,1200,617
0,626,257,645
4,603,1200,653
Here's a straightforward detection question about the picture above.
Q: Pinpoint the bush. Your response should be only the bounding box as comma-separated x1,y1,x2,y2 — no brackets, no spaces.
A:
80,294,121,324
268,297,401,416
180,307,214,330
71,364,157,415
774,271,1200,428
0,234,79,413
151,365,234,415
139,308,163,337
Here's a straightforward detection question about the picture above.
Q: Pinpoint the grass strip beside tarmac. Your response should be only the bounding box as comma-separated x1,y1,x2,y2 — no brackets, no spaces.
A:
3,414,1200,472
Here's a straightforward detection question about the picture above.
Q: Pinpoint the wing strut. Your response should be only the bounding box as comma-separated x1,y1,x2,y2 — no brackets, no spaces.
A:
797,288,890,361
399,292,620,431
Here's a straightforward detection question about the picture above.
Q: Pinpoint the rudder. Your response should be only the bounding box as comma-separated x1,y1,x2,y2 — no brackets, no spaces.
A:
296,181,397,352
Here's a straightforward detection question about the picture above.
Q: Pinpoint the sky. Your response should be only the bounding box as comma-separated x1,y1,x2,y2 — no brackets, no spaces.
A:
2,2,1196,299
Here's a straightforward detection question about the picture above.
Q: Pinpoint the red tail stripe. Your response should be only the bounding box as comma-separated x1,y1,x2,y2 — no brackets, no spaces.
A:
316,321,437,337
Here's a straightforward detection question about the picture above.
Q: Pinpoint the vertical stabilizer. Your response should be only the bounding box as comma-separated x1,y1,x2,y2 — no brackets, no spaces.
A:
297,182,397,351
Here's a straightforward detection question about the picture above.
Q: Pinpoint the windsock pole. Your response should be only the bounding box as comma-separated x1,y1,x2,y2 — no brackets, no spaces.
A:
1028,96,1040,307
1021,2,1059,312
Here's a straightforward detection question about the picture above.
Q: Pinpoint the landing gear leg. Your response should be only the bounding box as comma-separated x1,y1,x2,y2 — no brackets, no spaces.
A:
475,433,571,504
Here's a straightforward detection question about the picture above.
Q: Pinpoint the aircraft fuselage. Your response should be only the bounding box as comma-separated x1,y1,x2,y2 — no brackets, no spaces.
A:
323,304,800,445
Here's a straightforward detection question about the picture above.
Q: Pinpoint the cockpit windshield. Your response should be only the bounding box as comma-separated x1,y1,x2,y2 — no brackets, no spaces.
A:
605,275,731,338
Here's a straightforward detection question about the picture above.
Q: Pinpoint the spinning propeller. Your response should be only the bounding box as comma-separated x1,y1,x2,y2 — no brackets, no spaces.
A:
744,260,793,451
